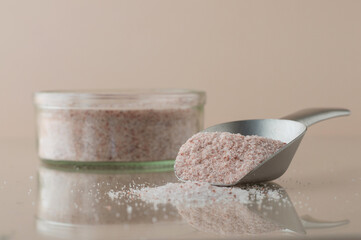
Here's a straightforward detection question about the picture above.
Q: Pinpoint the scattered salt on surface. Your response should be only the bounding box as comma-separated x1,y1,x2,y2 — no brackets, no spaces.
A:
174,132,286,185
107,182,289,210
132,182,250,207
106,182,289,235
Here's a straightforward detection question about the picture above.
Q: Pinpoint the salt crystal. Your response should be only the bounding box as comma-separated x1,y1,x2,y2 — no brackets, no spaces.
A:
126,205,132,215
267,190,281,200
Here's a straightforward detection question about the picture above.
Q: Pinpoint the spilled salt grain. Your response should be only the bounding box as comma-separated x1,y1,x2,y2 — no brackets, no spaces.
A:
175,132,286,184
126,205,133,215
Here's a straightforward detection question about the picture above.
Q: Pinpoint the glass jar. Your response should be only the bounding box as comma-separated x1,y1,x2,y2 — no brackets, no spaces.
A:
34,89,205,166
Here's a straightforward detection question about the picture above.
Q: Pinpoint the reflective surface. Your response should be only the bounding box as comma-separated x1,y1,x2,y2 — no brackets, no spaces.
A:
1,136,361,239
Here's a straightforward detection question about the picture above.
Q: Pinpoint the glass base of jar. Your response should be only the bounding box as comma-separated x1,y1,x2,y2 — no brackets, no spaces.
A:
41,159,175,173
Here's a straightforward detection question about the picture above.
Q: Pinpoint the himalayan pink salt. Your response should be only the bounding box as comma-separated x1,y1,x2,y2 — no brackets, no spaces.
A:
129,182,288,208
175,132,286,185
37,108,201,162
127,182,285,235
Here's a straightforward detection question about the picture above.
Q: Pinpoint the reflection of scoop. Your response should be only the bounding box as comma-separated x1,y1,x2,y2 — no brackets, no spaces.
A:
178,200,281,235
177,182,305,236
178,183,350,236
176,108,350,186
300,215,349,229
136,182,349,236
36,164,180,238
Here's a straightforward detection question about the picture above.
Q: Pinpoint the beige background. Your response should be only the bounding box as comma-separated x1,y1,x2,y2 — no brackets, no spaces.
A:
0,0,360,139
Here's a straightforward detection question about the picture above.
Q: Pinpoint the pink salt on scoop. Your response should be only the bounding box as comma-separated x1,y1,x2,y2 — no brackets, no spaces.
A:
174,132,286,185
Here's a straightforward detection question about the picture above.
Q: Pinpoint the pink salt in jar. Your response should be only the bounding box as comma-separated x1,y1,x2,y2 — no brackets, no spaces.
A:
34,89,205,166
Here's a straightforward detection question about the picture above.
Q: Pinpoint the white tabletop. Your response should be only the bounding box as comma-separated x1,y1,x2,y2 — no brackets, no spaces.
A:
1,135,360,239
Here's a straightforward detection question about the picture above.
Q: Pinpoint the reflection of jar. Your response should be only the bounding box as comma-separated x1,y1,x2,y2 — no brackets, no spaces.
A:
34,89,205,162
37,165,180,225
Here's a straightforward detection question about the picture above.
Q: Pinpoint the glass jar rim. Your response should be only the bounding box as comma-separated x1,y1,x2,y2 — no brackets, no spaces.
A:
34,89,206,109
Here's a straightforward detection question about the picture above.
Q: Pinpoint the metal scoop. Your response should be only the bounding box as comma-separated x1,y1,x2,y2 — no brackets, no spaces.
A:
176,108,350,186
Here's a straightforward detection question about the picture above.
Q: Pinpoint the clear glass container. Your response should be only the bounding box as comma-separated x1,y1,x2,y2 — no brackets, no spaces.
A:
34,89,205,167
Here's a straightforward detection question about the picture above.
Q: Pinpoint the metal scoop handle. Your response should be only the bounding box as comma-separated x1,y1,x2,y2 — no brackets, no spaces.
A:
282,108,350,127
